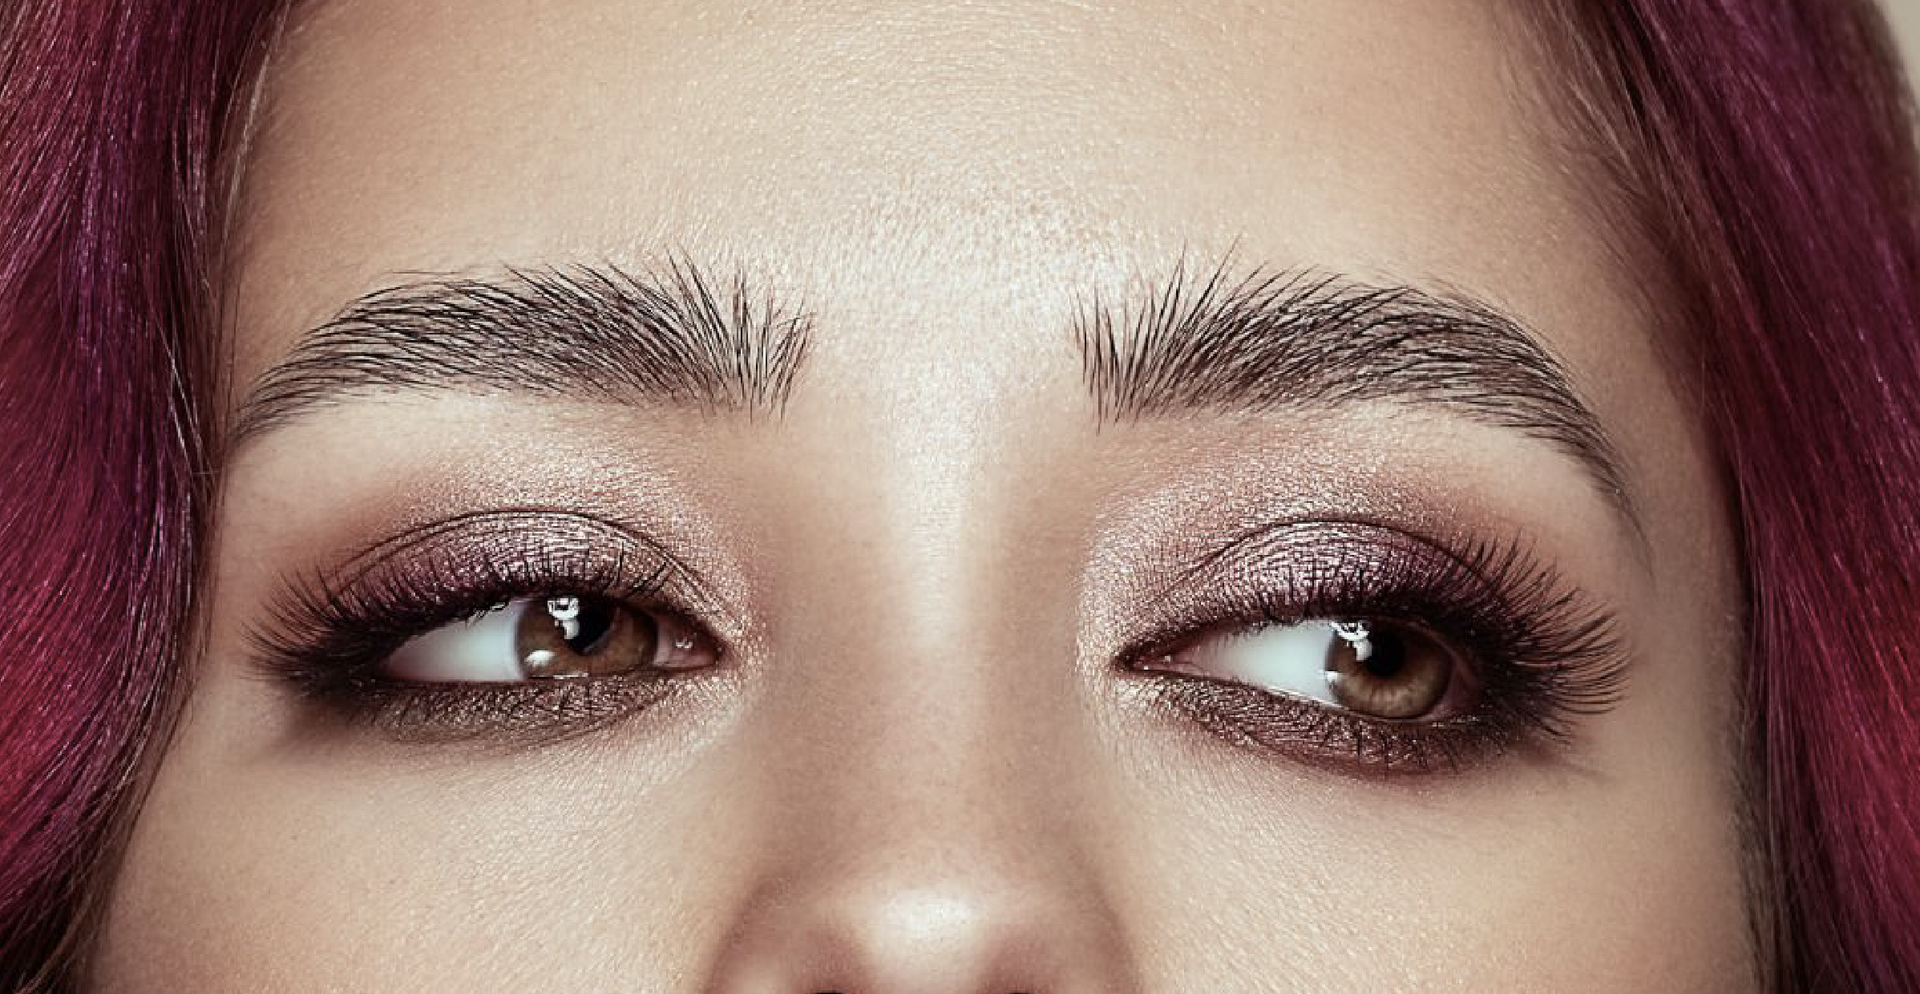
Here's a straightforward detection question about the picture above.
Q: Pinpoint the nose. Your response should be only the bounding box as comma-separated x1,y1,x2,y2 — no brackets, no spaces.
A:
697,387,1143,994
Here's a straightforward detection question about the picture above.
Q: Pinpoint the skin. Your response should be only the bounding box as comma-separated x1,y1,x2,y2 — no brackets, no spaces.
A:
92,0,1751,990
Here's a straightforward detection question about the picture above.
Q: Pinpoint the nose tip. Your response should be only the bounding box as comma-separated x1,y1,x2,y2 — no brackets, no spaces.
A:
706,865,1136,994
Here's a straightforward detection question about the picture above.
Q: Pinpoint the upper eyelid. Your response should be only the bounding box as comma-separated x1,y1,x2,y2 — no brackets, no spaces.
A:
1142,517,1478,606
1116,519,1423,655
327,507,725,617
1115,518,1622,661
246,510,732,689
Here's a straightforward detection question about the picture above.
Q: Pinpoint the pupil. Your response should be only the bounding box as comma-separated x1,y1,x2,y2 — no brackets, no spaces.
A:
1359,627,1407,678
555,597,616,655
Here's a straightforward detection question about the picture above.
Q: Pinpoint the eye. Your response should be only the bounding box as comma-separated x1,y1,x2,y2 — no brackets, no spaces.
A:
1140,617,1474,721
381,594,717,683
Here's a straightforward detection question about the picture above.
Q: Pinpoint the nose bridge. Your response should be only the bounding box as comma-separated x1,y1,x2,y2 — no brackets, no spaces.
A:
746,408,1081,897
703,374,1134,993
754,562,1083,872
750,306,1085,821
708,590,1136,992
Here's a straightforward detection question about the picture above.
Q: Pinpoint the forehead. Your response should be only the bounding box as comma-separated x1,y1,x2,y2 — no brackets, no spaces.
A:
233,0,1618,374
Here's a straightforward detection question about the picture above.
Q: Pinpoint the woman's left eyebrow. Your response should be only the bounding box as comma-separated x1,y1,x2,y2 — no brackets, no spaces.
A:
1076,260,1642,536
229,259,814,445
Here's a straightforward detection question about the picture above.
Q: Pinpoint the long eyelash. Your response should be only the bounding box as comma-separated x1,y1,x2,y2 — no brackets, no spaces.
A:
247,515,708,741
1120,522,1628,774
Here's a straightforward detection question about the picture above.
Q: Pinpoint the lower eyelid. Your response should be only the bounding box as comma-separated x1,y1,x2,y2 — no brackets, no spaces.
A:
313,664,710,747
1137,672,1513,776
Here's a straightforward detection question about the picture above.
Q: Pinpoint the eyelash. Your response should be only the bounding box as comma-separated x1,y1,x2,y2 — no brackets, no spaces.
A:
1115,522,1627,774
251,515,1624,772
248,514,722,743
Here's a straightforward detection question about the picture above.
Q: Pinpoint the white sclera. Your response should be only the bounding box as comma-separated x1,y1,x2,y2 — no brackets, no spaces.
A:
382,600,536,682
1197,622,1345,704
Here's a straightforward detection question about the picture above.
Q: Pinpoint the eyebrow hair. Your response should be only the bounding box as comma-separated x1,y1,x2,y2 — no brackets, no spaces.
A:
230,259,812,444
1076,260,1637,522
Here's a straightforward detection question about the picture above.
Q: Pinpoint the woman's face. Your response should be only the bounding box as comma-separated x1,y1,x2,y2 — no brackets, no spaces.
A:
94,0,1751,990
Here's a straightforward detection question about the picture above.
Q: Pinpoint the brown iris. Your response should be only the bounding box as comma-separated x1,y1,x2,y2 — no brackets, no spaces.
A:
1323,619,1454,719
515,595,657,679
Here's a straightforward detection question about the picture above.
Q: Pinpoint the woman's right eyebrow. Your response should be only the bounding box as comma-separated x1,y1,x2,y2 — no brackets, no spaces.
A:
228,259,815,447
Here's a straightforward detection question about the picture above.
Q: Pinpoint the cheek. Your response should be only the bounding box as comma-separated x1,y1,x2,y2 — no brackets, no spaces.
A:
1091,563,1750,990
93,671,1749,994
88,713,771,992
1095,746,1750,991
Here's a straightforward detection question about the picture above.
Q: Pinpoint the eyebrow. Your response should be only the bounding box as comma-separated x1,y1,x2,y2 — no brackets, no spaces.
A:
230,260,812,444
236,256,1634,531
1076,261,1638,525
